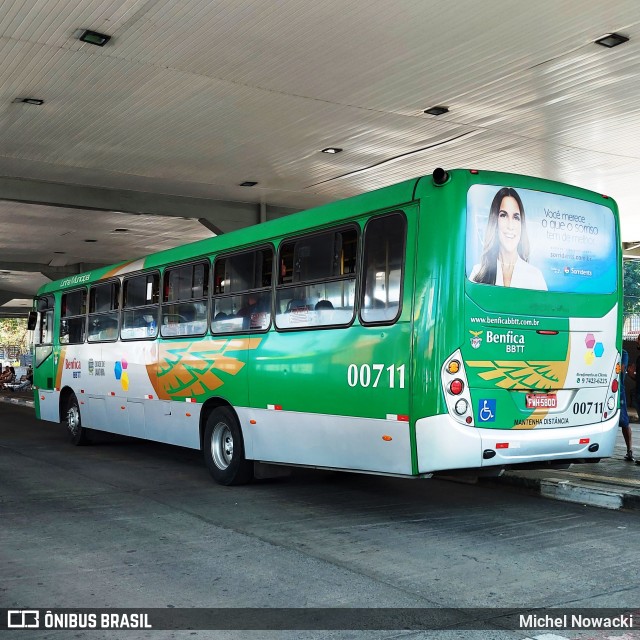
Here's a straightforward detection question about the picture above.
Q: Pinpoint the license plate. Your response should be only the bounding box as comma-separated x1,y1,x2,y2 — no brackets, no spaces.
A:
526,393,557,409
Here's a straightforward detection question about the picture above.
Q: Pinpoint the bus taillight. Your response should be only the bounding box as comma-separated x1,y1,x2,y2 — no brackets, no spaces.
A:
447,360,460,374
611,379,619,393
449,379,464,395
441,350,474,426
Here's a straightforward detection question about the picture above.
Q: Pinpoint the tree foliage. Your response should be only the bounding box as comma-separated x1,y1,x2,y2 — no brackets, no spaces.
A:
624,259,640,314
0,318,29,355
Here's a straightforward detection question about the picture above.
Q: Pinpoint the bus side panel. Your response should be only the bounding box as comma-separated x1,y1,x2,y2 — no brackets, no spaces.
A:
246,324,412,472
244,205,417,474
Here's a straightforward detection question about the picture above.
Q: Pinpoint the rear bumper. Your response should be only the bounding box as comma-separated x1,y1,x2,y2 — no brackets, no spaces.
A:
415,412,618,473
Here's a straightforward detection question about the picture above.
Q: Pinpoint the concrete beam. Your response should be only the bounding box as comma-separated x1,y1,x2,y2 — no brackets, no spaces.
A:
0,290,17,306
623,242,640,259
0,261,107,281
0,307,30,319
0,176,297,234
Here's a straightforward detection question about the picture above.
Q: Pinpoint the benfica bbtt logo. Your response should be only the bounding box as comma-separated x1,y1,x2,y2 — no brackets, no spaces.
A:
469,330,483,349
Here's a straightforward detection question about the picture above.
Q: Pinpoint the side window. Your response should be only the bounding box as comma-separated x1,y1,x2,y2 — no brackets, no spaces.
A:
35,295,54,345
276,227,358,330
212,248,273,334
60,288,87,344
88,281,120,342
122,273,160,340
360,212,407,325
161,262,209,337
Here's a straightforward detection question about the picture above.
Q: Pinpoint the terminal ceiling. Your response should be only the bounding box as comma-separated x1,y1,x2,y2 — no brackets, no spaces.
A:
1,0,640,316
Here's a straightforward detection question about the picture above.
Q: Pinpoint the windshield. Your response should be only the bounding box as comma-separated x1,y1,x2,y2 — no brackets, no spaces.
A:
466,184,616,294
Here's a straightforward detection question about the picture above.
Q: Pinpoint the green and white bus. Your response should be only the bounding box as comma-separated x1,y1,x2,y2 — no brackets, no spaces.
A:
30,168,622,485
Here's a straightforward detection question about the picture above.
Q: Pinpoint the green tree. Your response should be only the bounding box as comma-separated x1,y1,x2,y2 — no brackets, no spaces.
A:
624,259,640,314
0,318,29,359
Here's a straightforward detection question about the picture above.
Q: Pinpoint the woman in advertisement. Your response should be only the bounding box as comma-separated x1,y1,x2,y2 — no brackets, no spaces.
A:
470,187,547,290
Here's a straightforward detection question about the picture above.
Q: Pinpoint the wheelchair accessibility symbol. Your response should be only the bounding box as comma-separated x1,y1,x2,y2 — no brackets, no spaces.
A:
478,399,496,423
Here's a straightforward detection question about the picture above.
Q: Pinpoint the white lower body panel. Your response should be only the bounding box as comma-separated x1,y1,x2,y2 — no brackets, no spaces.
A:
37,389,60,422
37,388,200,450
238,408,413,475
415,412,619,473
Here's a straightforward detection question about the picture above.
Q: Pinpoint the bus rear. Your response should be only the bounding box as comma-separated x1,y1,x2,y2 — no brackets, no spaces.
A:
414,170,621,474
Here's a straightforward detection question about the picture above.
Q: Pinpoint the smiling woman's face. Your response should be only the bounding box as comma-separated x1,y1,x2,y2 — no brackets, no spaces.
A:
497,195,522,255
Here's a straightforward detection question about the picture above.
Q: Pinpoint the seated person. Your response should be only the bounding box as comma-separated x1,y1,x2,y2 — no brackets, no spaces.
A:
238,294,270,330
101,323,118,340
0,366,16,389
10,367,33,392
238,294,258,318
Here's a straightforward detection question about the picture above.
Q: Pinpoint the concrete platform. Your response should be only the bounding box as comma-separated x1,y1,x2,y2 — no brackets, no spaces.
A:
2,389,639,512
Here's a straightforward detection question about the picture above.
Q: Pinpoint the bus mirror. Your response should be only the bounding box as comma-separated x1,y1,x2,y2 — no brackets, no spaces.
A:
27,311,38,331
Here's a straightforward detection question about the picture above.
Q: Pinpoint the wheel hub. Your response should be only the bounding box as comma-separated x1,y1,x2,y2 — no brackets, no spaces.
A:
212,422,233,470
67,406,80,435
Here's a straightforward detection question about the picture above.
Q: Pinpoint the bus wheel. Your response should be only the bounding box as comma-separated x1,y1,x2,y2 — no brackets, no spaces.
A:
66,394,89,446
203,407,252,485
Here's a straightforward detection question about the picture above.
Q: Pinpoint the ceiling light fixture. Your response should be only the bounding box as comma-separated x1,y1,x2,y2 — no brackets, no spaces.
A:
424,106,449,116
240,181,258,187
79,29,111,46
594,33,629,48
321,147,343,154
19,98,44,105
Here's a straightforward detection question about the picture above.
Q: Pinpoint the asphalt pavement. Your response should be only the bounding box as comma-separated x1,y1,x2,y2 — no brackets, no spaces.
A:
2,388,639,512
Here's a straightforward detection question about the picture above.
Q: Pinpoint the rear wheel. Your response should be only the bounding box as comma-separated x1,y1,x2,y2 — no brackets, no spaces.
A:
66,393,90,445
203,407,253,485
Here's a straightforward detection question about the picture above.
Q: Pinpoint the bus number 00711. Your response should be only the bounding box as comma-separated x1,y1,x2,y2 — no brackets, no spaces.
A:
347,364,406,389
572,401,604,415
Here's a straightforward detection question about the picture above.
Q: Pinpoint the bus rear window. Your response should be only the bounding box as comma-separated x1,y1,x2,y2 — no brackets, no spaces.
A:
466,185,616,294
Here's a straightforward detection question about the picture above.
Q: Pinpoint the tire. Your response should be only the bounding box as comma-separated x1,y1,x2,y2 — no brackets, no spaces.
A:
203,406,253,485
66,393,90,446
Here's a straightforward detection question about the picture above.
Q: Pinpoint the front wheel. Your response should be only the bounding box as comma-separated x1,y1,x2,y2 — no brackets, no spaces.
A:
66,393,90,445
203,407,253,485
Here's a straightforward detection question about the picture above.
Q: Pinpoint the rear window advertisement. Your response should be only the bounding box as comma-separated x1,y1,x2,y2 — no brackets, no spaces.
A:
466,184,616,294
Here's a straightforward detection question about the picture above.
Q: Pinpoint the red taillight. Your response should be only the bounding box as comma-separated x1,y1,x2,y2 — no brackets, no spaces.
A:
450,379,464,395
612,379,619,393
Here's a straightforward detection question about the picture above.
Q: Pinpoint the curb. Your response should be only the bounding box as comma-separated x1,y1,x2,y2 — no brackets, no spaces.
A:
492,472,640,512
0,395,34,408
